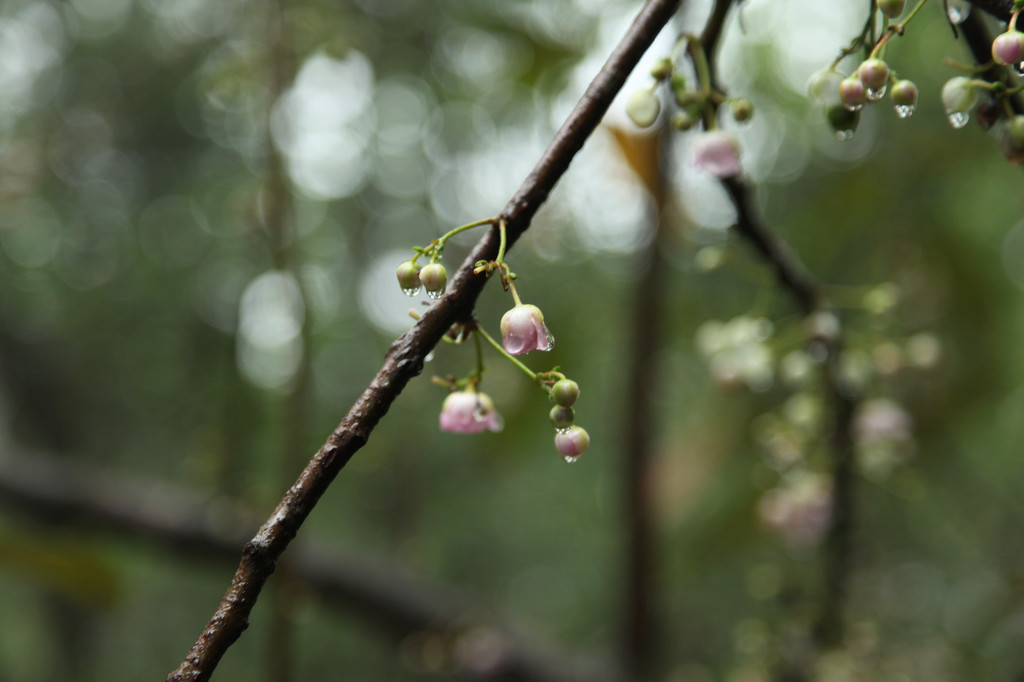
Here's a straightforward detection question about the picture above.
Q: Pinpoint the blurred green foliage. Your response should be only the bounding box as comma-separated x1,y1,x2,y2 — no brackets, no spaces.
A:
1,0,1024,681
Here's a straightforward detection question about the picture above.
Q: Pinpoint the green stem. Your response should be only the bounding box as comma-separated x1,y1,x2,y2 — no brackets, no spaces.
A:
894,0,932,32
475,326,538,382
431,217,498,260
507,278,524,307
473,330,485,381
494,218,508,269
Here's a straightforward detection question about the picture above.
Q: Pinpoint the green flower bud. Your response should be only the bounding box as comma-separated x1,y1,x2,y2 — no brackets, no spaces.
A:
626,89,661,128
877,0,906,17
419,263,447,299
396,260,421,295
671,110,698,131
827,104,860,139
670,73,690,106
730,98,754,123
550,405,575,430
650,57,673,81
551,379,580,407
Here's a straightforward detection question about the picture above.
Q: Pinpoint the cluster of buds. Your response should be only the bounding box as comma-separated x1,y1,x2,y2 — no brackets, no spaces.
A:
548,379,589,462
624,43,750,179
399,218,589,463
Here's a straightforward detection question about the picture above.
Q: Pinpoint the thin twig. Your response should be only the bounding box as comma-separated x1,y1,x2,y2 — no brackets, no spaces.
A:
166,1,683,679
699,0,860,667
0,449,623,682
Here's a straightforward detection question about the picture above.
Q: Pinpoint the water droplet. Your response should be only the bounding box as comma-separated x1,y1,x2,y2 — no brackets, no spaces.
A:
843,103,863,112
867,85,886,102
426,288,444,300
555,426,573,435
424,350,435,362
835,129,854,141
543,332,555,352
894,104,916,119
1015,61,1024,77
947,1,969,24
563,455,580,463
948,111,969,129
402,286,421,297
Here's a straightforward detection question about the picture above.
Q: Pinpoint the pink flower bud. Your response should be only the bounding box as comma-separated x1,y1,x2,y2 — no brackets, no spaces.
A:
691,131,742,178
500,304,553,355
857,58,889,91
439,390,503,434
555,426,590,462
839,76,867,111
992,29,1024,66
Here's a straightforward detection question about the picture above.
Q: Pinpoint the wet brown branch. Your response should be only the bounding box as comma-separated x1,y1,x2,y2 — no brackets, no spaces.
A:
0,449,621,682
166,0,682,679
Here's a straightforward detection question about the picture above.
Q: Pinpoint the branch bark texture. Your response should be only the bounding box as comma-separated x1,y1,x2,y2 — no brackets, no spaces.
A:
167,1,682,679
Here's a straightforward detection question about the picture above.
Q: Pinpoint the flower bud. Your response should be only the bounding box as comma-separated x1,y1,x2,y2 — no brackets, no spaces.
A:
500,303,553,355
857,58,890,91
731,98,754,123
549,405,575,430
671,110,698,131
877,0,906,17
626,89,661,128
941,76,978,114
439,390,503,434
551,379,580,407
419,263,447,299
808,68,843,106
999,114,1024,164
992,29,1024,66
650,57,673,81
839,76,867,111
555,426,590,462
396,260,421,295
670,73,690,106
890,79,918,118
827,104,860,138
691,131,742,178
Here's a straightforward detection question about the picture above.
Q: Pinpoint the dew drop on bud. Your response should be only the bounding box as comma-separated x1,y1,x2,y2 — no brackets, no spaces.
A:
426,288,444,300
563,454,581,463
835,129,855,141
894,104,916,119
946,0,969,24
402,286,421,297
843,103,863,113
1016,61,1024,77
867,86,886,102
948,112,969,129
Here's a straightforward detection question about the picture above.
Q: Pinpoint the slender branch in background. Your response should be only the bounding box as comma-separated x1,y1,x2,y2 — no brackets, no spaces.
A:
617,125,674,678
258,2,304,681
699,0,860,671
0,449,624,682
166,1,683,679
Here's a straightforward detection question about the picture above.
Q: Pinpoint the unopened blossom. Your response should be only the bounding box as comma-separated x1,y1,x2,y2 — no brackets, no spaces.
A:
992,29,1024,66
555,426,590,461
691,130,742,178
500,304,553,355
941,76,978,115
439,390,503,434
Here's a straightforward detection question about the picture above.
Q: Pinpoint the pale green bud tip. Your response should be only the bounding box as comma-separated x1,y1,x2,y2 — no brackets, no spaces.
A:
551,379,580,407
396,261,420,290
626,89,661,128
877,0,906,18
549,405,575,430
419,263,447,295
941,76,978,114
808,68,843,106
890,80,918,107
731,98,754,123
650,57,673,81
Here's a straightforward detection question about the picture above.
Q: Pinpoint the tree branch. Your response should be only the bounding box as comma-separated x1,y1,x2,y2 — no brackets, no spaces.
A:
166,1,683,679
0,449,622,682
700,0,860,670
